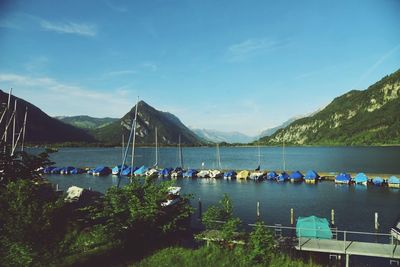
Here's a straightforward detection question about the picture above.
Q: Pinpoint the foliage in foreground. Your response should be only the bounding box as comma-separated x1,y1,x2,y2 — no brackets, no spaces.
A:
135,245,319,267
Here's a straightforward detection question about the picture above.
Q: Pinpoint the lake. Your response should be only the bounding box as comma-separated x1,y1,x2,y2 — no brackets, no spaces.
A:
40,146,399,231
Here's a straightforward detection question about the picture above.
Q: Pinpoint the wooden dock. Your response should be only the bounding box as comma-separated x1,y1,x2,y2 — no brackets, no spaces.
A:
296,237,399,257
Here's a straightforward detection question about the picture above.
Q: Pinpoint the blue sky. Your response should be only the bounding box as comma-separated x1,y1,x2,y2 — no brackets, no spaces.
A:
0,0,399,135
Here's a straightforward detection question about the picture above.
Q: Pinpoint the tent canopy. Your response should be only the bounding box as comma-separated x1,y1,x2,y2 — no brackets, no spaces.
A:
296,216,333,239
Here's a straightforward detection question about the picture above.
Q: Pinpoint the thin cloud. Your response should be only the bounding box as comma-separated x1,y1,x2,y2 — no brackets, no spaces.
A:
106,70,137,76
142,62,158,72
0,73,136,117
227,37,288,62
40,20,97,37
104,0,128,13
353,43,400,88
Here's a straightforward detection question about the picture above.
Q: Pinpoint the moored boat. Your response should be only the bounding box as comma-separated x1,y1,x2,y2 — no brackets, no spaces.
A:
354,173,368,185
388,176,400,188
197,170,211,178
335,173,351,184
237,170,250,180
372,177,384,186
249,171,265,181
171,167,184,178
304,170,319,184
209,170,223,179
93,166,111,176
159,167,173,178
161,186,181,207
183,169,198,178
290,171,303,183
266,171,278,181
223,170,236,180
134,165,148,177
145,168,159,178
277,172,289,182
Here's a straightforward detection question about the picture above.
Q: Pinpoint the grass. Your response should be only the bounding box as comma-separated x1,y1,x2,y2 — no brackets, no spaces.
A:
134,245,320,267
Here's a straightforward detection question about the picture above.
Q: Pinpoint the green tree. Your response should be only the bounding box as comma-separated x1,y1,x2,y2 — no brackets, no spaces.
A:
95,179,193,245
247,220,276,264
202,194,234,230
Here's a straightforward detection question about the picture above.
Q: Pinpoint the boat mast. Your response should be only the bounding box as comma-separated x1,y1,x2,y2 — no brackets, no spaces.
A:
154,127,158,168
122,134,124,162
282,139,286,171
117,97,139,188
178,135,184,168
12,99,17,152
21,107,27,152
216,143,222,169
257,142,261,167
130,98,139,176
3,88,12,148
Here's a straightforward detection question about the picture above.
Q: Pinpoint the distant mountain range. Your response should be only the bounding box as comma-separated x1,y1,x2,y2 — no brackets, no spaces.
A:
92,101,205,146
259,69,400,145
191,128,255,144
55,116,117,129
0,90,95,144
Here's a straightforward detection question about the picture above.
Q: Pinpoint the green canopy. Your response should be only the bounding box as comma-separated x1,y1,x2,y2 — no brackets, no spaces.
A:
296,216,332,239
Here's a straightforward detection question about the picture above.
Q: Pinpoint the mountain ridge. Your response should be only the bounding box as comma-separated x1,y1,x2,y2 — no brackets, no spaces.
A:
259,69,400,145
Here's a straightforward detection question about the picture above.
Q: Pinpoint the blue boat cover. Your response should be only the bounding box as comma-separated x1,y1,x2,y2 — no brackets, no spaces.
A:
290,171,303,180
121,166,134,176
354,173,368,183
184,169,197,177
93,166,111,175
51,167,63,174
296,216,332,239
70,168,84,174
43,166,56,174
134,165,148,176
372,177,383,185
161,168,173,176
278,172,289,181
335,173,351,182
305,170,319,180
388,176,400,184
224,170,236,177
267,171,278,180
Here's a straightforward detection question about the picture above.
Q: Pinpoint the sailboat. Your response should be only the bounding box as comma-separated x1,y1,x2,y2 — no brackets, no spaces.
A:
145,127,159,178
209,143,223,179
171,135,184,178
249,141,264,181
277,139,288,182
117,97,139,188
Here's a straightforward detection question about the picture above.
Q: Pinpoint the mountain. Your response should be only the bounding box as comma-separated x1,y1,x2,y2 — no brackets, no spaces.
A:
55,115,118,129
260,69,400,145
92,101,205,146
0,90,95,144
192,128,254,144
259,117,301,137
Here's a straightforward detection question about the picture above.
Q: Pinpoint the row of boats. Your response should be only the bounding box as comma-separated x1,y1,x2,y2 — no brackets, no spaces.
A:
41,165,400,187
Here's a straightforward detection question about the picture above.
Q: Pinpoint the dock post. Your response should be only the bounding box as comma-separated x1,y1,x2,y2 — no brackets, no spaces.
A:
345,254,349,267
56,184,59,191
256,201,260,220
198,198,202,220
374,212,379,231
290,208,294,225
331,209,335,226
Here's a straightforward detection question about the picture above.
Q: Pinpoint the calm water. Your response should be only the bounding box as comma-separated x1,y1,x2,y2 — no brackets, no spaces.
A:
40,146,399,266
39,146,400,232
